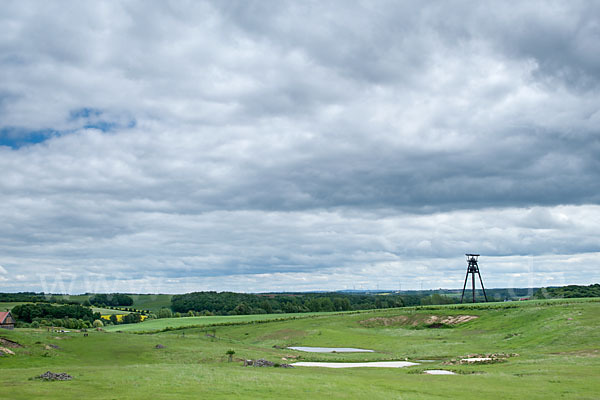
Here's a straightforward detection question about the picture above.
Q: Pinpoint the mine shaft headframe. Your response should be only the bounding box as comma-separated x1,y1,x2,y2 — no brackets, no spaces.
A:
466,253,480,262
466,254,480,272
460,253,488,303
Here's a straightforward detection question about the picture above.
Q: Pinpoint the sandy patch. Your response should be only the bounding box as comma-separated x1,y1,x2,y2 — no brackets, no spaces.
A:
292,361,419,368
287,346,374,353
0,346,15,355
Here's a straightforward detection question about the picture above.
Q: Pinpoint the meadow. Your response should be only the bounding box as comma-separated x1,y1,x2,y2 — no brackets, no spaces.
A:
1,298,599,399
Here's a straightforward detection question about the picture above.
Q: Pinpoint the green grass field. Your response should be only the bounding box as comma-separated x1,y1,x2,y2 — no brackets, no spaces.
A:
0,302,31,311
1,299,599,399
103,311,347,332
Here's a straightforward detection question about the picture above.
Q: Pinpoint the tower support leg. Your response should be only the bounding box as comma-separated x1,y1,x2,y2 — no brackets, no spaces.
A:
477,272,488,302
460,271,470,303
472,272,476,303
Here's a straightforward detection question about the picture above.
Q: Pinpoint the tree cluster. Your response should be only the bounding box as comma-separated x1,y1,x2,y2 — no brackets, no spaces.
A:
0,292,46,302
88,293,134,307
11,303,100,323
534,284,600,299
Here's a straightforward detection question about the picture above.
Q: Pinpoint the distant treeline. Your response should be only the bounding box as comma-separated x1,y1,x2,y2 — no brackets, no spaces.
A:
0,292,134,307
0,292,46,302
0,292,82,305
534,284,600,299
171,291,407,315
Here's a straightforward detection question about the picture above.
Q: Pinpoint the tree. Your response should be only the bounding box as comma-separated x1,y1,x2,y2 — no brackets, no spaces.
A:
226,349,235,362
233,302,250,315
93,319,104,328
260,300,273,314
158,308,173,319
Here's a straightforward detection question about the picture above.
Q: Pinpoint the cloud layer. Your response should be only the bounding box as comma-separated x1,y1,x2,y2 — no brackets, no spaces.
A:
1,1,599,292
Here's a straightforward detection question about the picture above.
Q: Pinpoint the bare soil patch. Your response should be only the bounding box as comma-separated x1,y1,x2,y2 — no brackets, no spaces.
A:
0,337,23,348
443,353,518,365
359,314,478,328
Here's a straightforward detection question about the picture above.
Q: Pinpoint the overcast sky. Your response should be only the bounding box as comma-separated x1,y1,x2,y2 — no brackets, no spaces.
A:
1,1,599,294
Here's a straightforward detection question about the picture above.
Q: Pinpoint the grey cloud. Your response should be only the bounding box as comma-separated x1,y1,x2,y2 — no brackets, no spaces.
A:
1,1,599,292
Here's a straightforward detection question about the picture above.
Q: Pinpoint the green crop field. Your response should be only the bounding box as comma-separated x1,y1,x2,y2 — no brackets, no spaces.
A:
1,298,599,399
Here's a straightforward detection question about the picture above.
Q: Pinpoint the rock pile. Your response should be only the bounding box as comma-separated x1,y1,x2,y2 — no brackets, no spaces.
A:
35,371,73,381
244,358,294,368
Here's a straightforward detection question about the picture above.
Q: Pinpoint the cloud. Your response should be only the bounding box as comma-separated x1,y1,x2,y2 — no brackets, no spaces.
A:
0,1,599,292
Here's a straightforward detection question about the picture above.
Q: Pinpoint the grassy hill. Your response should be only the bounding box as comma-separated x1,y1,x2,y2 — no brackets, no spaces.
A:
1,298,598,399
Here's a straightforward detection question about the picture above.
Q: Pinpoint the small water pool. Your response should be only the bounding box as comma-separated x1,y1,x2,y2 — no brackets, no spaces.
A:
424,370,456,375
292,361,419,368
287,346,374,353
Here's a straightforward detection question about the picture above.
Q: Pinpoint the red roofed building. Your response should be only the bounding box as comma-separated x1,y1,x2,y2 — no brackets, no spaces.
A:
0,311,15,330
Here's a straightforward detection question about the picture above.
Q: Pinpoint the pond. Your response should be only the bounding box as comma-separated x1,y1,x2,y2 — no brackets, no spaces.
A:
287,346,374,353
292,361,419,368
424,370,456,375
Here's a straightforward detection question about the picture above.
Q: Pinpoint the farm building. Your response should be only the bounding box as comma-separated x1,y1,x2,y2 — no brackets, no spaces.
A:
0,311,15,330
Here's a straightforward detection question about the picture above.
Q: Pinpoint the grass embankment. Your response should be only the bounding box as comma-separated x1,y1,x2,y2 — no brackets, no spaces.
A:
1,298,599,399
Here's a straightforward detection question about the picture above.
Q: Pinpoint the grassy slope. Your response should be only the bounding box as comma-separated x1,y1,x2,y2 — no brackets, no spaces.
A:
129,294,173,312
92,307,132,315
103,311,347,332
0,302,31,311
1,299,599,399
